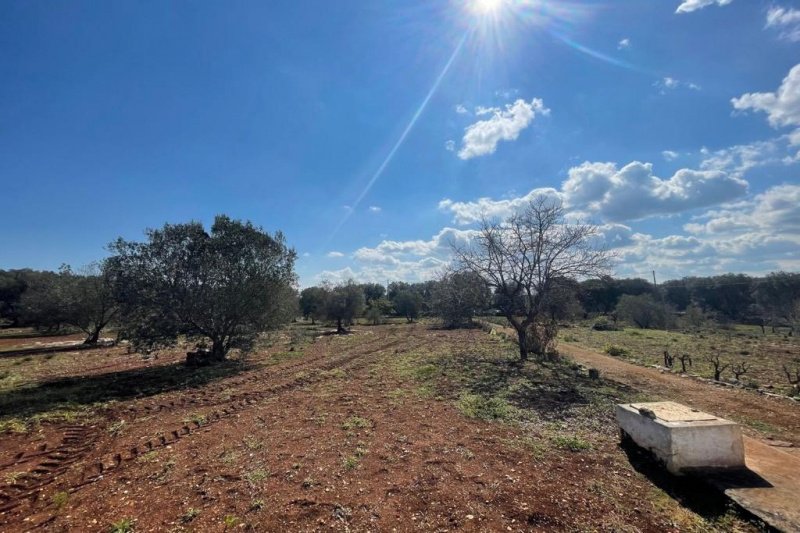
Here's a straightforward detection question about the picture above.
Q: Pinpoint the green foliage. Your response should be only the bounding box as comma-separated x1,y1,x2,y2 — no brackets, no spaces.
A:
393,289,423,323
431,270,491,328
324,280,365,332
603,344,631,357
457,393,516,421
109,518,135,533
107,215,297,360
299,286,327,324
551,434,591,452
616,294,672,329
341,416,371,430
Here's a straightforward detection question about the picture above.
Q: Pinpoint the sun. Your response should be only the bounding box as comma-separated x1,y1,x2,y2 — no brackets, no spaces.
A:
469,0,506,16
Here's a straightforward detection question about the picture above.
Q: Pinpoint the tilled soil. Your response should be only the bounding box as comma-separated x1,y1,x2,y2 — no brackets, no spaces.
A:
0,324,763,531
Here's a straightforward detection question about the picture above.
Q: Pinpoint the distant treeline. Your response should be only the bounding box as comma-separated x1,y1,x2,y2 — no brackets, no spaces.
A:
3,269,799,332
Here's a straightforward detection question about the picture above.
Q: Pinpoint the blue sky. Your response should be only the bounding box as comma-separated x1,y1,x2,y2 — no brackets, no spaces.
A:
1,0,799,286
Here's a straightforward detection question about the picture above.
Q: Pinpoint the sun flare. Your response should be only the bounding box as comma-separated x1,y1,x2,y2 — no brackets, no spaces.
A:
469,0,505,15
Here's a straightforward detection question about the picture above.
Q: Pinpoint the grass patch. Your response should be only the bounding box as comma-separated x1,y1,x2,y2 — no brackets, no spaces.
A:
457,393,516,421
550,434,591,452
341,416,371,430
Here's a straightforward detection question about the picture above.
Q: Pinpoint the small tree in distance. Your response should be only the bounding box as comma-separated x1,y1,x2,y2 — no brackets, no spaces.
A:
432,270,491,328
325,280,365,333
453,197,609,361
393,290,422,323
299,286,327,325
616,294,671,329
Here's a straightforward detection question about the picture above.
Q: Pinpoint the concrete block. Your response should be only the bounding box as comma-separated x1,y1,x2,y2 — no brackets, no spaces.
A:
616,401,745,475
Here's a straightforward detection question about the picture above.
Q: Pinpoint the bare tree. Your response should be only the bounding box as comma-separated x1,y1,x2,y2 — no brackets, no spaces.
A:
452,198,609,361
731,361,749,381
707,353,729,381
783,365,800,395
677,354,692,373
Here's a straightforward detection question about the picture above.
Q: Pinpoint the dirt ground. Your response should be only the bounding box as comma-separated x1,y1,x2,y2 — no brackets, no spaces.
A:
0,323,779,532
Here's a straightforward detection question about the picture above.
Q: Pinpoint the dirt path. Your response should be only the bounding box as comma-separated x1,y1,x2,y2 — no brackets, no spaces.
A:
559,342,800,447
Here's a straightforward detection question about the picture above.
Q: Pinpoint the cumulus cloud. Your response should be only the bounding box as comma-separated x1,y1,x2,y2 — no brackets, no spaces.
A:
662,150,680,161
455,104,469,114
617,38,630,49
766,6,800,42
315,227,479,284
438,188,562,225
732,63,800,142
444,140,455,152
368,206,381,213
456,98,549,160
326,251,345,258
439,160,747,224
675,0,733,14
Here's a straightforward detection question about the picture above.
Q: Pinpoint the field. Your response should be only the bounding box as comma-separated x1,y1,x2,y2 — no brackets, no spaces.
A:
0,322,783,531
558,323,800,397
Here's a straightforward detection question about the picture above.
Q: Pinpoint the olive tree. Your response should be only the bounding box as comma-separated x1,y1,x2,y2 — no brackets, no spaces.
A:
325,280,365,333
452,197,609,361
393,290,422,323
108,215,297,363
61,262,118,344
299,286,328,324
431,270,491,328
616,294,671,329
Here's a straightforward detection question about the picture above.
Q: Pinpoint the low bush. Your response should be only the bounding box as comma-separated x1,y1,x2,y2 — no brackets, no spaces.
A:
604,344,630,357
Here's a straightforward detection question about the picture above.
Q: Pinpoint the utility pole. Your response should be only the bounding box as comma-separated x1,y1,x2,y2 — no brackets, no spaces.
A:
652,270,657,287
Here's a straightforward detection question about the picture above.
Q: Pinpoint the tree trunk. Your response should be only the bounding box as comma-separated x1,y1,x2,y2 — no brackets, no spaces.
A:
516,328,528,361
210,339,227,362
311,317,315,325
83,327,101,345
337,318,346,334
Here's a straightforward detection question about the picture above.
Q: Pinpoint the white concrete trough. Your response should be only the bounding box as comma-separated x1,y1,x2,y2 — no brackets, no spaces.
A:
615,401,745,475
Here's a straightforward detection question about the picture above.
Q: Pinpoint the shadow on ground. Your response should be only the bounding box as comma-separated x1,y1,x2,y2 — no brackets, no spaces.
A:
620,438,774,530
435,345,639,421
0,359,250,420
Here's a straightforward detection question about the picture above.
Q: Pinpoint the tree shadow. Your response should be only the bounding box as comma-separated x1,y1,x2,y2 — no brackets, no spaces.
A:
436,348,637,421
0,359,250,421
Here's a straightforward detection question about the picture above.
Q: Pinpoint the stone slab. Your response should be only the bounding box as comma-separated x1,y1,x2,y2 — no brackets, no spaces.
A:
616,402,745,474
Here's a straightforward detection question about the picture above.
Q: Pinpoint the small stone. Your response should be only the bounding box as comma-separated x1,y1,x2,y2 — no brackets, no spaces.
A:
466,515,474,520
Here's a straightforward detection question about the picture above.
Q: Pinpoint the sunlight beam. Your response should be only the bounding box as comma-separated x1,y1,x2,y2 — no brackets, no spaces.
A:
327,32,468,243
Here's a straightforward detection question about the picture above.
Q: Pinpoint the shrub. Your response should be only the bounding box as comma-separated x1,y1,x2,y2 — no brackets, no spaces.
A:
592,317,619,331
604,344,630,357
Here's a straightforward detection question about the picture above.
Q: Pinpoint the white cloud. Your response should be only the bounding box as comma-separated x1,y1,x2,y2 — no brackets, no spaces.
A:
368,206,381,213
655,77,701,93
565,161,747,221
662,150,680,161
438,188,561,225
675,0,733,14
439,160,747,224
456,98,550,160
444,140,456,152
618,38,631,49
766,6,800,42
455,104,469,114
474,105,500,116
326,251,345,258
732,63,800,142
699,137,790,175
315,227,479,284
